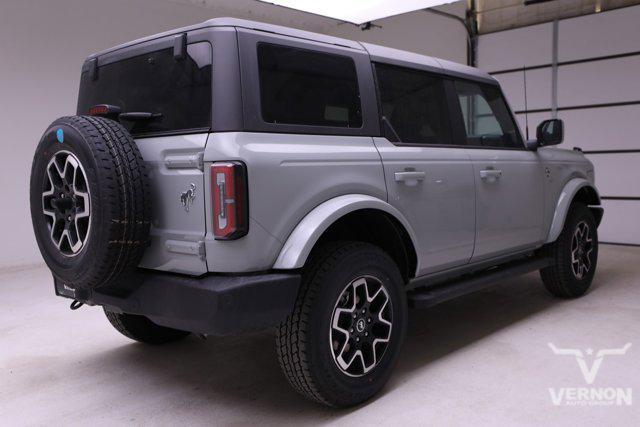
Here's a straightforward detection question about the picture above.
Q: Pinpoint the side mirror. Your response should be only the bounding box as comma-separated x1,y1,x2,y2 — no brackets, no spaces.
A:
536,119,564,147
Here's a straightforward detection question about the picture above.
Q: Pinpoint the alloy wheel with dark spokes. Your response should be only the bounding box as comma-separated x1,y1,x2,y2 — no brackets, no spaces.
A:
330,275,393,377
570,221,593,279
41,151,91,257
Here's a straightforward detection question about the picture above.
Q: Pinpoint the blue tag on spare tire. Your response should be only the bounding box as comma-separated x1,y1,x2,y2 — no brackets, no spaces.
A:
56,128,64,143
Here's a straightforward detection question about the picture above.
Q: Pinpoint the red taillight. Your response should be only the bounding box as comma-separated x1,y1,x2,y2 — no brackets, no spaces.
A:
88,104,121,118
211,162,248,240
89,105,109,116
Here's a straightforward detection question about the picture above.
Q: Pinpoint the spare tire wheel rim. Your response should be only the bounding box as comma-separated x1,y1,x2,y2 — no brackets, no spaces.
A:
42,150,91,257
329,275,393,377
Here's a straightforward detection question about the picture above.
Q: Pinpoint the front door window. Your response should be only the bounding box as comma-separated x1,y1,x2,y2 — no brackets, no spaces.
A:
455,80,522,149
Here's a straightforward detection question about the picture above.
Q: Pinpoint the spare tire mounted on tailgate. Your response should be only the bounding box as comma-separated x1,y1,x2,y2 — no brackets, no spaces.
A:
30,116,151,290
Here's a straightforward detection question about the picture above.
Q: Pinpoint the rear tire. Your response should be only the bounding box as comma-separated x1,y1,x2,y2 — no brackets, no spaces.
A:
104,309,190,344
540,203,598,298
276,241,407,407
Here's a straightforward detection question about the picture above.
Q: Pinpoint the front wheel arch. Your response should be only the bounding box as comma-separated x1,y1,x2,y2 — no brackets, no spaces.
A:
546,178,602,244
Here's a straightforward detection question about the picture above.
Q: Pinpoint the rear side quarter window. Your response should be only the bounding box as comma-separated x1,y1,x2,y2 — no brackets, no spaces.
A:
374,63,454,146
257,43,362,128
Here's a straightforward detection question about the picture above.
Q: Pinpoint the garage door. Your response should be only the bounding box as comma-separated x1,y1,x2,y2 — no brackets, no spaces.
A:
478,5,640,245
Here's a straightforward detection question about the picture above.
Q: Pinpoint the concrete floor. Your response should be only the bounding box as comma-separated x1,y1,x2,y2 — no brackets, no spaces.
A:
1,245,639,426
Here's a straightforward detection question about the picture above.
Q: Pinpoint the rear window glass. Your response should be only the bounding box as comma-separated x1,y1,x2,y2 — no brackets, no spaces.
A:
257,43,362,128
375,63,453,145
77,42,212,136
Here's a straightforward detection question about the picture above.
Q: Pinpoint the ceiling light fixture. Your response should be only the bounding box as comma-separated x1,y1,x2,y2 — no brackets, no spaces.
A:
256,0,459,25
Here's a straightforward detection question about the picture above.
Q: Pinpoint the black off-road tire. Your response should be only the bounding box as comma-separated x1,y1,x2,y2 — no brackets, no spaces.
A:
540,202,598,298
104,309,190,344
30,116,150,290
276,241,407,407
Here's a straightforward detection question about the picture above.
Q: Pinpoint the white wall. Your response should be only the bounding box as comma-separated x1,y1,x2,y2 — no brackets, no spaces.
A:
0,0,466,268
478,5,640,245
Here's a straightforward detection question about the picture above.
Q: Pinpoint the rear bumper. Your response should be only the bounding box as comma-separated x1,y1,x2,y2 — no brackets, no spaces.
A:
54,270,300,336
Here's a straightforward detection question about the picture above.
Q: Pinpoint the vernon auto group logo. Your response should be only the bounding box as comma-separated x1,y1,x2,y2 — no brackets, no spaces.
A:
547,342,632,406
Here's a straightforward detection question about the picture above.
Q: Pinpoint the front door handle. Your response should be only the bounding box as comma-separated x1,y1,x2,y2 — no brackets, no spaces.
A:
394,171,426,187
480,169,502,181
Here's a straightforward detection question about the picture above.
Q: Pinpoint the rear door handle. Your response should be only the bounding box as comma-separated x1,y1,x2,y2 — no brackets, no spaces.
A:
394,171,426,187
480,169,502,181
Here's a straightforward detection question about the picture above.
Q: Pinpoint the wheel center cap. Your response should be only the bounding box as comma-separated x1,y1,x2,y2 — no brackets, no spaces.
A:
356,318,366,333
52,196,74,213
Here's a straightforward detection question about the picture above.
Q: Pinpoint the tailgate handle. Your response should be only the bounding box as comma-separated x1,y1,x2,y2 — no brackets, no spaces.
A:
165,152,204,171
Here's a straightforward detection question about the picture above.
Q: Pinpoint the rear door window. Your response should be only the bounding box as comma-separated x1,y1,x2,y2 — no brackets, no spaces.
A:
454,80,522,149
257,43,362,128
77,42,212,136
374,63,453,145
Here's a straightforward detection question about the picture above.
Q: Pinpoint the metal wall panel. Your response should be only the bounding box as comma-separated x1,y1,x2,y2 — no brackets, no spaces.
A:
523,68,553,111
559,6,640,61
493,68,552,112
598,200,640,245
559,105,640,151
494,72,525,111
477,22,552,72
557,56,640,107
586,153,640,198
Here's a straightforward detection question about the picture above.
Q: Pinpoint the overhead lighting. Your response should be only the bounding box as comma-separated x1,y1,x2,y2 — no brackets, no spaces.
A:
256,0,459,25
523,0,555,5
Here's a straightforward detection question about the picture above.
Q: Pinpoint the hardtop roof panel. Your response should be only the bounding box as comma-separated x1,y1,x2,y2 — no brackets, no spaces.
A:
86,17,494,83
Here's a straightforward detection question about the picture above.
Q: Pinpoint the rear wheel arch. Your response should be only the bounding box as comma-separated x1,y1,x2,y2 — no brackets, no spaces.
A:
314,209,417,283
273,195,419,282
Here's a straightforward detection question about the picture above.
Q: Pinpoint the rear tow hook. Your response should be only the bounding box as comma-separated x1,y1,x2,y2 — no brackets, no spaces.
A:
70,300,84,310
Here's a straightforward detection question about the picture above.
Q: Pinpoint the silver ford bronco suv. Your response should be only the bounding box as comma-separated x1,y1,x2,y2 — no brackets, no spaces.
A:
30,18,603,407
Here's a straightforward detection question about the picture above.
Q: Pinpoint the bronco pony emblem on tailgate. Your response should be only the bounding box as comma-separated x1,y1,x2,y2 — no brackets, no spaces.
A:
180,183,196,212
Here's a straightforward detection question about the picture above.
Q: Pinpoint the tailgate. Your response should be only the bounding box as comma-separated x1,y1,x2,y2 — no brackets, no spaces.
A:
135,133,208,275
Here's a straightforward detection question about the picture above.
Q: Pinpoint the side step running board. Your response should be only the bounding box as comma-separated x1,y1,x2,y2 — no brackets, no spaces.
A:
407,257,553,309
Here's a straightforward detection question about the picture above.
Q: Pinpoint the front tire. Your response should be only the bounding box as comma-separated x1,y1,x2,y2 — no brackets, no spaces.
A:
276,242,407,407
540,202,598,298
